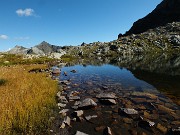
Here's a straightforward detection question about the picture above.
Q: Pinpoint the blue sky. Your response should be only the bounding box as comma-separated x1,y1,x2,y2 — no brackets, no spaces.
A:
0,0,162,51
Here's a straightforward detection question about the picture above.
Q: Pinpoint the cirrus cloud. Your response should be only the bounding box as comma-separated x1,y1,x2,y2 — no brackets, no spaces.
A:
16,8,35,17
0,35,8,40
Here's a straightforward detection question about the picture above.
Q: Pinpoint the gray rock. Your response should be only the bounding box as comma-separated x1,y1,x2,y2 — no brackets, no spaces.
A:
56,91,61,98
70,69,77,73
121,108,138,115
31,46,45,55
51,67,61,74
60,116,71,129
96,93,117,99
78,98,97,108
57,103,66,108
69,96,80,101
85,115,98,121
169,35,180,46
60,80,70,85
71,106,79,110
74,110,84,117
172,127,180,132
100,99,117,105
138,117,155,127
59,109,69,116
75,131,89,135
74,101,81,106
63,116,71,126
58,95,68,104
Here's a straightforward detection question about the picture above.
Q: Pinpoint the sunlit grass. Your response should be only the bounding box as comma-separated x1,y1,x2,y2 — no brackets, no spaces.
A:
0,64,58,134
0,53,55,66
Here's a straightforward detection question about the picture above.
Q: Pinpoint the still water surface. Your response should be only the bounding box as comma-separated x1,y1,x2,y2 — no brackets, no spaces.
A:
55,63,179,135
60,64,156,91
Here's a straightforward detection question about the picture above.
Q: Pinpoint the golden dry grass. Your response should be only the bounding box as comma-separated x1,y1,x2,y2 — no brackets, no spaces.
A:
0,64,58,134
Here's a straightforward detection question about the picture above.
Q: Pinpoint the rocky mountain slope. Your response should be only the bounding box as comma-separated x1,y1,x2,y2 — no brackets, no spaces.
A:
8,45,30,55
32,41,62,54
124,0,180,35
7,41,66,58
65,22,180,58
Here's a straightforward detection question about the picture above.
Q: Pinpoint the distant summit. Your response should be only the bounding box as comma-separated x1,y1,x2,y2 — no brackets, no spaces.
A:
124,0,180,36
8,41,63,56
34,41,61,54
31,41,62,55
8,45,30,55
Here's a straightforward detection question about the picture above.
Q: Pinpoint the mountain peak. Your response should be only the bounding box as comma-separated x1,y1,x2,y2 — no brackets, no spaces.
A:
40,41,50,45
124,0,180,36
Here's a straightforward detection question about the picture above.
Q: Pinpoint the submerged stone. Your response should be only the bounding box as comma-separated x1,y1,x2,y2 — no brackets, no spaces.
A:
85,115,98,121
131,92,158,100
120,108,138,115
75,131,89,135
95,126,106,132
70,69,77,73
96,93,117,99
100,99,117,105
74,110,84,117
157,123,168,133
171,127,180,133
123,118,133,124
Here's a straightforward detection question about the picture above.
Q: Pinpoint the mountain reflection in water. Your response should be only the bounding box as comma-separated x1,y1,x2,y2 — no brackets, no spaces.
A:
60,53,180,105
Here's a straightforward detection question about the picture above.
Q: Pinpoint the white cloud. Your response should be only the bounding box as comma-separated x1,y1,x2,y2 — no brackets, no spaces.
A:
0,35,8,40
16,8,35,17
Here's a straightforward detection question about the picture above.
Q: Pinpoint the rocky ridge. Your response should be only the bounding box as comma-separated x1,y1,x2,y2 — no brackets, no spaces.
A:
124,0,180,35
7,41,66,59
64,22,180,58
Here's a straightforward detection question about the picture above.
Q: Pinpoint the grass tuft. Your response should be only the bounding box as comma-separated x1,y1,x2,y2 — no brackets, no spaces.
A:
0,79,7,86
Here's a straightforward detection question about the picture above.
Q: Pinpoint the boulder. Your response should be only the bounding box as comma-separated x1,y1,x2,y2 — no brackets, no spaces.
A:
52,67,61,74
73,110,84,117
78,98,97,109
57,103,66,108
59,109,69,116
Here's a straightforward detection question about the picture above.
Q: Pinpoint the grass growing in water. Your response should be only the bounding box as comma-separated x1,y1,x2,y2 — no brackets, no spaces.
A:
0,64,58,134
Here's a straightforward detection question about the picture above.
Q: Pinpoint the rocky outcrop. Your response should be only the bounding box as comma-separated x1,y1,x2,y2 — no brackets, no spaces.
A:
8,41,66,58
33,41,62,54
125,0,180,35
7,45,31,55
